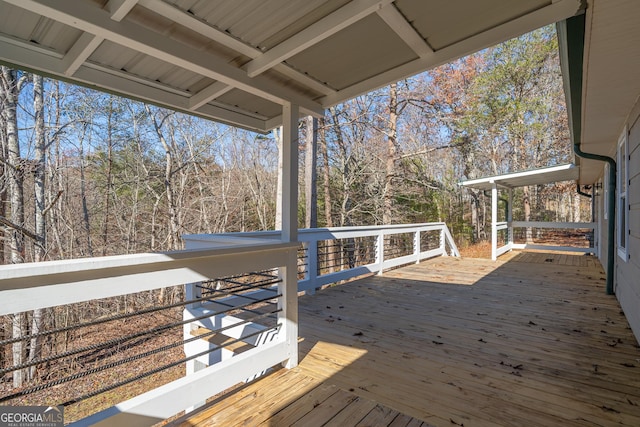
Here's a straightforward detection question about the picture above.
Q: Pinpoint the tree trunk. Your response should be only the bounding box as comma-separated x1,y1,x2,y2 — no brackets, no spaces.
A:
79,129,93,256
146,106,181,250
383,83,398,225
2,66,27,387
524,185,533,243
304,116,318,229
101,98,114,256
573,192,581,223
470,191,479,243
48,81,68,257
319,118,335,273
319,118,332,228
328,108,355,268
28,74,46,381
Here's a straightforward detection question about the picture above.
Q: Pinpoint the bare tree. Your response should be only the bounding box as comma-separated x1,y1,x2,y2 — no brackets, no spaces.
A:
145,106,182,250
1,66,29,387
383,83,399,225
28,74,46,380
304,116,318,228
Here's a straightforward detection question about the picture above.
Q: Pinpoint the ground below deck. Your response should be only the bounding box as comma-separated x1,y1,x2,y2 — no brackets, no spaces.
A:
170,252,640,426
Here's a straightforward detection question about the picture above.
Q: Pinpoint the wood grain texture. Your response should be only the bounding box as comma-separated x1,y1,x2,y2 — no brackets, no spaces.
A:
171,252,640,426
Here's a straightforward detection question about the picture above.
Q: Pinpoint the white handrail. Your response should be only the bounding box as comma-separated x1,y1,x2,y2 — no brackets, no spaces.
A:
184,222,460,293
0,241,297,315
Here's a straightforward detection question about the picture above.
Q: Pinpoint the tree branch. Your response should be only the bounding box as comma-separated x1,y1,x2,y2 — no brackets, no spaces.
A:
396,144,453,160
42,190,63,216
0,215,40,242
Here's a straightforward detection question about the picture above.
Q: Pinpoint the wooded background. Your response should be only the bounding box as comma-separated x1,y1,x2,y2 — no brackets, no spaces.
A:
0,26,590,388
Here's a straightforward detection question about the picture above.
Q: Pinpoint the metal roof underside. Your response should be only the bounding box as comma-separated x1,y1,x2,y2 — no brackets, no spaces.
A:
459,163,580,191
0,0,584,133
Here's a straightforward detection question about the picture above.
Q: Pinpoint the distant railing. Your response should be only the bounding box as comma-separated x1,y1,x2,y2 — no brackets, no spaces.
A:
184,222,460,293
492,220,596,259
0,222,458,426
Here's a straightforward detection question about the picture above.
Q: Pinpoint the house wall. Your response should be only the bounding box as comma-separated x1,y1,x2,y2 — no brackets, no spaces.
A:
615,101,640,343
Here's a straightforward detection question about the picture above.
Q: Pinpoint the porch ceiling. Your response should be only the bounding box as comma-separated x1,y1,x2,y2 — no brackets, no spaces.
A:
0,0,583,133
459,163,579,191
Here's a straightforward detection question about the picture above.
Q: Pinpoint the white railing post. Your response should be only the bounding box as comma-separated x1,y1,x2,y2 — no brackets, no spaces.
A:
376,231,384,275
439,226,446,255
183,239,202,310
184,282,202,310
278,248,298,368
414,229,421,263
507,188,514,250
305,240,318,295
491,181,498,261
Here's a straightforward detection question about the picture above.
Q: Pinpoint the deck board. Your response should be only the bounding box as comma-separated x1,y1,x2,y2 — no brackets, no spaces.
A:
172,252,640,426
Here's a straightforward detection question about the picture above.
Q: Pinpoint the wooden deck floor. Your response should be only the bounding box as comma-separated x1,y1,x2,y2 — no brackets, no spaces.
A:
170,252,640,426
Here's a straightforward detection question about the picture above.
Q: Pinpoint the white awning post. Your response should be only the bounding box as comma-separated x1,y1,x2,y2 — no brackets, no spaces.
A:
279,102,299,368
491,181,498,261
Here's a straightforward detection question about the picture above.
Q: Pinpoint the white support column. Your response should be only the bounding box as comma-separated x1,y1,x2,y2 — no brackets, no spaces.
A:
491,181,498,261
279,102,299,368
281,103,299,243
507,188,514,250
414,230,421,263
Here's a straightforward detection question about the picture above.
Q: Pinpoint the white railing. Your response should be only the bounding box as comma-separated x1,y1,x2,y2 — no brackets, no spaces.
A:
0,222,458,426
184,222,460,293
510,221,596,253
0,239,298,426
494,221,512,259
491,220,596,259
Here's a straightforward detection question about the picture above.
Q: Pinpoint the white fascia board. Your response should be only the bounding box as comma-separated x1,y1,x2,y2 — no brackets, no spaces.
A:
245,0,395,78
460,164,577,190
5,0,324,116
320,0,583,107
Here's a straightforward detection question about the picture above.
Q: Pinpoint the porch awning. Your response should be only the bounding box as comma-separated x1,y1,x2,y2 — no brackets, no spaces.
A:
458,163,579,191
0,0,584,133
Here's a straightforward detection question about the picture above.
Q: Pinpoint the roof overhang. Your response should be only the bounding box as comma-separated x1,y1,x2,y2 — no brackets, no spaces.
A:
558,0,640,184
459,163,579,191
0,0,584,133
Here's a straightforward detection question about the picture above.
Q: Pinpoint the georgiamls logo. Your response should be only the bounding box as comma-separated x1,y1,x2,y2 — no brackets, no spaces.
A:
0,405,64,426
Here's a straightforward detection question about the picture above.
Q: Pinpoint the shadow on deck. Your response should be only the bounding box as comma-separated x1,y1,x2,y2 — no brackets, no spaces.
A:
168,252,640,426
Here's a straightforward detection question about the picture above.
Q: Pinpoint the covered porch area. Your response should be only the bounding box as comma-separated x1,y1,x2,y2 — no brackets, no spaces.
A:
459,164,596,261
168,252,640,427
